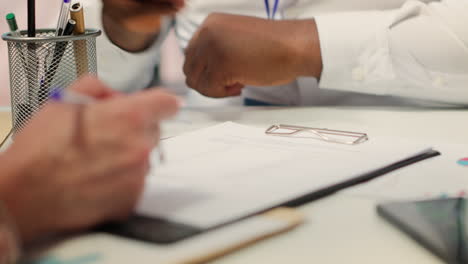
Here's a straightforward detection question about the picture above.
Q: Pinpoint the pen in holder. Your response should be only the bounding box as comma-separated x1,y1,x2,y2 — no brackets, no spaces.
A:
2,28,101,134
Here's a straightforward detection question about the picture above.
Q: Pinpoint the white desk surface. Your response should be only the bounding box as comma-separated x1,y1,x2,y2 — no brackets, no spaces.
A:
160,103,465,264
1,99,467,263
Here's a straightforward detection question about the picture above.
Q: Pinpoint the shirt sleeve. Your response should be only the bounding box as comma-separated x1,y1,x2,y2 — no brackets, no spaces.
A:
303,0,468,105
82,0,172,93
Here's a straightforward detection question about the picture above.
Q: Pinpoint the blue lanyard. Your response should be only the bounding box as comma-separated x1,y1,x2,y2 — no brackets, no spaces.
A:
264,0,280,19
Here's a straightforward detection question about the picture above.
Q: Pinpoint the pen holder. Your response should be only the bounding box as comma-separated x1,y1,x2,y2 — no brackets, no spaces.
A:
1,28,101,134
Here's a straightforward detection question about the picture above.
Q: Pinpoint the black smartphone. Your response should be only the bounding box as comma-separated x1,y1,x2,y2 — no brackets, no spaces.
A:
377,198,467,264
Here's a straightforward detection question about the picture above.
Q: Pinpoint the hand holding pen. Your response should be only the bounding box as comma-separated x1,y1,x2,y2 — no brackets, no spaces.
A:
6,77,179,242
51,77,176,164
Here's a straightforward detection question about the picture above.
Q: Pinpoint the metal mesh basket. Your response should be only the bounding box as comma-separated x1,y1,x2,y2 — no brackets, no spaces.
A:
2,29,101,134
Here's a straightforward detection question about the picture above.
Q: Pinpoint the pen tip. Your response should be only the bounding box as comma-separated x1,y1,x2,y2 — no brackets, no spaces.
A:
49,88,63,101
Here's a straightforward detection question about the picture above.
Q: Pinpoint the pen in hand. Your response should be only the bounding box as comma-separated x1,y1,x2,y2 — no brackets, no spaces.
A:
50,89,166,165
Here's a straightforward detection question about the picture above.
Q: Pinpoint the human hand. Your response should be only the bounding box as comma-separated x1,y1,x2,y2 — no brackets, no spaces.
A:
183,13,322,98
103,0,184,33
0,76,179,242
102,0,185,51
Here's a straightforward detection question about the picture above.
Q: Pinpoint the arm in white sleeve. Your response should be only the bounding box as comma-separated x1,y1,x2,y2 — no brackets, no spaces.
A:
82,0,172,93
308,0,468,104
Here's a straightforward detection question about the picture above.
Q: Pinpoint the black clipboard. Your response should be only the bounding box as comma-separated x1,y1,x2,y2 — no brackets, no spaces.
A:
96,149,440,244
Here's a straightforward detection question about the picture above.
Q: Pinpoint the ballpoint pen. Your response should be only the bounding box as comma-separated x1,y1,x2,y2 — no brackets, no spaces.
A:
39,19,76,105
56,0,72,36
6,14,29,125
6,13,28,83
50,88,95,104
6,13,26,66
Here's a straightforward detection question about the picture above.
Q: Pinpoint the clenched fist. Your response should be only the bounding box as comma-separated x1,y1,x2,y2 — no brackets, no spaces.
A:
183,13,322,98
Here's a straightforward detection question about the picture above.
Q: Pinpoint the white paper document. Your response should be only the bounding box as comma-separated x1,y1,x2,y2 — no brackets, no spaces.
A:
137,122,433,228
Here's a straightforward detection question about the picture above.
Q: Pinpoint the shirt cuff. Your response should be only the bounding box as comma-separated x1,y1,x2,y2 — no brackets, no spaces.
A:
314,10,396,95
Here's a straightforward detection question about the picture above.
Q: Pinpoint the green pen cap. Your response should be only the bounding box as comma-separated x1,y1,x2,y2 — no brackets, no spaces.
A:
6,13,18,32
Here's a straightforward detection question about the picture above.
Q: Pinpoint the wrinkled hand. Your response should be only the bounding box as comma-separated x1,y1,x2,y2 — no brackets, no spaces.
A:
183,13,322,98
0,76,179,242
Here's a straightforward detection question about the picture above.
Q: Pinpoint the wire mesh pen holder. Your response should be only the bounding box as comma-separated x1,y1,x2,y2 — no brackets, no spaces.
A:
2,28,101,134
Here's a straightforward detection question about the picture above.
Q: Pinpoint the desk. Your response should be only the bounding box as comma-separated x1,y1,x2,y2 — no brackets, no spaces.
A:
0,110,11,142
1,104,467,263
164,105,466,264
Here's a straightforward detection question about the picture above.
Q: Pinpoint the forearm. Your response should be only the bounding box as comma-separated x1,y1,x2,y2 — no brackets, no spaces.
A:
289,19,323,80
0,156,21,264
0,202,20,264
0,150,50,243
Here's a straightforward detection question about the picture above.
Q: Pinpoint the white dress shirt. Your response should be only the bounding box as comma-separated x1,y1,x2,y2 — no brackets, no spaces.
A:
174,0,468,105
70,0,171,93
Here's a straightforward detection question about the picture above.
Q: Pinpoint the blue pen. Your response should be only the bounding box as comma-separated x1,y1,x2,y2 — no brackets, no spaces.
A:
50,88,95,104
56,0,72,36
264,0,280,19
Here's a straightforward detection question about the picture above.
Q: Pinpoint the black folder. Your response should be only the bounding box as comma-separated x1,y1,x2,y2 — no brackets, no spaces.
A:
97,149,440,244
